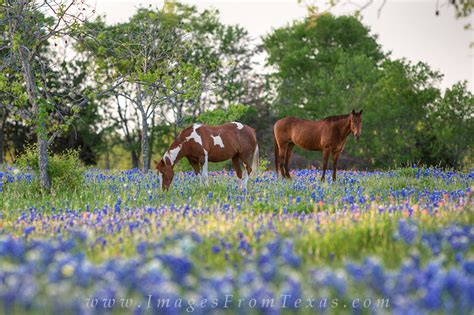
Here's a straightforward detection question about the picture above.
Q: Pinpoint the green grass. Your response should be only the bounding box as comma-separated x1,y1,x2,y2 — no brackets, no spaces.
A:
2,167,472,271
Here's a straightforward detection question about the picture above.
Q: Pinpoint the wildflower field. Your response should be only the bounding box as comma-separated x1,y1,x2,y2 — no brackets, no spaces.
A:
1,167,473,314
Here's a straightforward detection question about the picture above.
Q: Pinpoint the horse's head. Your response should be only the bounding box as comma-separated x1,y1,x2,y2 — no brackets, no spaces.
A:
154,159,174,191
350,109,363,140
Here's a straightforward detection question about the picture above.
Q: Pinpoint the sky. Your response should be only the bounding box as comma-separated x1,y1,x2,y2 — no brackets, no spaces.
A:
91,0,473,92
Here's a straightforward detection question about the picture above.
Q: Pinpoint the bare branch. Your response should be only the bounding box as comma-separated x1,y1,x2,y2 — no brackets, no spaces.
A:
377,0,387,17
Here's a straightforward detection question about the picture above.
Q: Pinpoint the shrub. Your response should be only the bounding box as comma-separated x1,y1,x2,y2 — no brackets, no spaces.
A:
196,104,256,125
16,145,84,192
258,157,270,171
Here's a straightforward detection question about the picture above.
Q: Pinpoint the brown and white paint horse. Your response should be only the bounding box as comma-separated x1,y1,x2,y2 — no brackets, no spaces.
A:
155,122,259,190
273,110,363,182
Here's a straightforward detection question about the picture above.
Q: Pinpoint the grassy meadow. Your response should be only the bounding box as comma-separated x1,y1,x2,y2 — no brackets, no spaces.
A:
1,166,473,314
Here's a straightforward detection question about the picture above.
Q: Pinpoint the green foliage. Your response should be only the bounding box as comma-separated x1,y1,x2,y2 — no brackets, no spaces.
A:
181,4,256,107
263,14,384,118
17,145,84,193
2,2,470,172
258,157,271,171
76,5,208,171
345,59,442,167
264,13,470,169
78,8,197,90
196,104,256,125
427,81,474,168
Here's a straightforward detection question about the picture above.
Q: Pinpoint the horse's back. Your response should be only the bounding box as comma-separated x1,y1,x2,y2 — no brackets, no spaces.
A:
274,116,306,139
274,116,303,126
198,122,257,161
225,122,257,150
204,122,256,140
274,116,325,150
274,116,312,130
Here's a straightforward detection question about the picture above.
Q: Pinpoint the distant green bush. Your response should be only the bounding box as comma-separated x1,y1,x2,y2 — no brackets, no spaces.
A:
258,157,270,171
17,145,84,192
196,104,256,125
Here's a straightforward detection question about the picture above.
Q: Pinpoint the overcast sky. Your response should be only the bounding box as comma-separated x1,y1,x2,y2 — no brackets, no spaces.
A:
92,0,473,92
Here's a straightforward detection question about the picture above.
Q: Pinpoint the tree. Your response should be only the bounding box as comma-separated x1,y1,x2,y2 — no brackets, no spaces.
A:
428,81,474,168
350,59,441,167
109,93,141,169
1,0,95,191
0,70,25,164
77,6,202,171
164,4,258,132
77,3,259,170
264,14,445,168
263,14,384,119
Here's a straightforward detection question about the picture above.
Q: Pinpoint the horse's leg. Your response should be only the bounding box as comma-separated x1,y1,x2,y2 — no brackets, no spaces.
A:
187,157,202,184
321,148,330,182
332,151,341,182
202,149,209,185
232,156,243,187
273,133,286,178
284,142,295,179
274,132,280,177
277,141,288,178
197,150,209,185
241,158,252,188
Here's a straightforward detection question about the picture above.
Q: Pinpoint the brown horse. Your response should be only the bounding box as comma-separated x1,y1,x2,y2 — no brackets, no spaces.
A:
155,122,259,190
273,110,363,182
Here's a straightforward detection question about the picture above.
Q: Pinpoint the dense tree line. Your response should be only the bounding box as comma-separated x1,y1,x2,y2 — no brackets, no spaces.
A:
1,1,472,190
263,14,473,168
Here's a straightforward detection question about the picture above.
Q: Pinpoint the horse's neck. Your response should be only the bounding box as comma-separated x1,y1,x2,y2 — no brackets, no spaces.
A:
336,117,351,139
164,141,185,167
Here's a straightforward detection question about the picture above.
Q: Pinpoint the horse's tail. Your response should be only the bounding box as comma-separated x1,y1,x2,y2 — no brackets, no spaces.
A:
274,131,279,176
251,143,259,175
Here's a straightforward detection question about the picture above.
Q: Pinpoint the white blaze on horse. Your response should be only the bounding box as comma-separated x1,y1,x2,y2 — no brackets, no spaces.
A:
155,122,259,190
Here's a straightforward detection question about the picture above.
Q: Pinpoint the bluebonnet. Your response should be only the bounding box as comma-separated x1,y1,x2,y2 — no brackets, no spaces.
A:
0,167,472,314
397,219,418,244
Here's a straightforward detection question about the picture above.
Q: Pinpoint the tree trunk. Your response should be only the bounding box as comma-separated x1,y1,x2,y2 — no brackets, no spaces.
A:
37,138,50,188
18,46,51,191
140,109,150,172
148,111,155,166
135,81,150,172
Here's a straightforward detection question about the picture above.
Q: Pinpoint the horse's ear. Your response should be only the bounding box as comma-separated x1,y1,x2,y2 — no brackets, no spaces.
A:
359,109,363,115
351,109,356,115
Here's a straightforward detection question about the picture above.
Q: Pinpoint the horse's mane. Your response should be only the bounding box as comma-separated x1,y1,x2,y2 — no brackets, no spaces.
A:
322,114,350,122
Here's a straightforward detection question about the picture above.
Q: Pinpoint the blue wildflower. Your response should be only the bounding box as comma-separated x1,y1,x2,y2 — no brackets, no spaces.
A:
398,219,418,244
